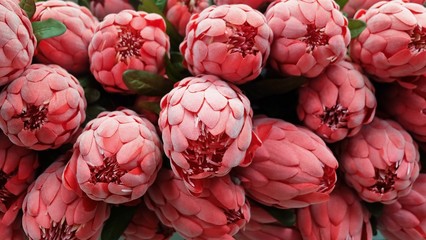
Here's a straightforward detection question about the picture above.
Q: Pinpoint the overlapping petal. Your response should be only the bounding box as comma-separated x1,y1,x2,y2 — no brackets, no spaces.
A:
90,0,134,20
165,0,209,36
343,0,426,18
214,0,272,9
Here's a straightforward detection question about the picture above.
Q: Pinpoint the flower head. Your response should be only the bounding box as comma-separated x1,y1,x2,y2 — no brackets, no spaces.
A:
165,0,210,36
89,0,134,20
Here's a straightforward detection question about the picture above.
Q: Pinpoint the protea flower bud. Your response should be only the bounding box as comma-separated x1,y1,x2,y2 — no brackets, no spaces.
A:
378,173,426,240
0,132,38,227
214,0,272,9
343,0,426,18
22,157,111,240
158,75,261,194
0,64,86,150
297,184,373,240
265,0,350,78
350,1,426,82
144,169,250,240
233,116,338,209
0,0,36,86
297,60,377,143
63,109,163,204
338,117,420,204
179,4,273,84
89,10,170,93
32,0,99,75
89,0,134,20
165,0,209,36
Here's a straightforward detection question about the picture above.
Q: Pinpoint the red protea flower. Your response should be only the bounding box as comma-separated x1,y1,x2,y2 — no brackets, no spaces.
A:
297,60,377,143
0,0,36,86
158,75,261,194
179,4,273,84
89,0,134,20
265,0,350,78
165,0,209,36
343,0,426,18
0,64,86,150
22,157,111,240
62,109,163,204
297,184,373,240
214,0,272,9
233,116,338,209
350,1,426,82
378,173,426,240
144,169,250,240
338,117,420,204
122,201,174,240
32,0,99,75
0,132,38,227
88,10,170,93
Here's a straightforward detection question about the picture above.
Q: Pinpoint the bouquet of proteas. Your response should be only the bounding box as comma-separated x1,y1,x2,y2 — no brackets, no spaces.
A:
1,0,426,239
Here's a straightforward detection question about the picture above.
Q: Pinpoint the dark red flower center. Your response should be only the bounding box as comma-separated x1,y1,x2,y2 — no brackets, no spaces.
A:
0,172,15,209
41,220,77,240
319,165,336,193
409,25,426,52
226,22,259,57
224,208,244,224
319,104,348,130
368,162,399,193
300,24,330,52
116,26,143,63
89,156,126,184
18,105,48,131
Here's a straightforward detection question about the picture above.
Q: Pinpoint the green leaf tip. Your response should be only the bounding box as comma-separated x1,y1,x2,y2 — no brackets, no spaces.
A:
19,0,36,19
348,19,366,39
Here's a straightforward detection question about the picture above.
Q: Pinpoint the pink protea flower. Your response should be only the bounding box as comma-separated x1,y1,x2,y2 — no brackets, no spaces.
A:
165,0,209,36
214,0,272,9
0,0,36,86
144,169,250,240
233,116,338,209
343,0,426,18
297,60,377,143
0,64,86,150
378,173,426,240
22,157,111,240
265,0,350,78
89,0,134,20
350,1,426,82
89,10,170,93
62,108,163,204
122,201,174,240
32,0,99,75
234,201,302,240
0,132,38,227
158,75,261,194
338,117,420,204
297,184,373,240
179,4,273,84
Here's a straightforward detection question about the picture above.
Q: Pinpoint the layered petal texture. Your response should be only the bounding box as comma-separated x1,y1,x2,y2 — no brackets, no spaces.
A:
0,0,36,86
343,0,426,18
32,0,99,75
265,0,350,77
214,0,272,9
144,169,250,240
338,117,420,204
165,0,209,36
63,108,163,204
0,64,87,150
90,0,134,20
179,4,273,84
158,75,260,194
233,116,338,209
297,60,377,143
89,10,170,93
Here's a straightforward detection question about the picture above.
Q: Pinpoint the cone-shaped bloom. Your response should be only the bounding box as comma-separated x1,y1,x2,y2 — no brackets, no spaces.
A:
350,1,426,82
233,116,338,209
234,201,302,240
338,117,420,204
297,184,373,240
90,0,134,20
122,201,174,240
378,174,426,240
89,10,170,93
0,213,26,240
343,0,426,18
297,60,377,143
214,0,272,9
0,64,86,150
0,0,36,86
265,0,350,78
165,0,209,36
32,0,99,75
22,157,111,240
179,4,273,84
158,75,261,194
144,169,250,240
62,109,163,204
0,132,38,227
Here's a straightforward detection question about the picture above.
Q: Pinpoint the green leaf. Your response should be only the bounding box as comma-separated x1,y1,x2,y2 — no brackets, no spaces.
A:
123,69,174,96
101,205,138,240
77,0,90,9
19,0,36,19
335,0,348,10
155,0,167,12
348,19,366,39
84,88,101,104
31,18,67,42
241,76,307,100
135,99,161,115
164,53,189,83
262,205,296,227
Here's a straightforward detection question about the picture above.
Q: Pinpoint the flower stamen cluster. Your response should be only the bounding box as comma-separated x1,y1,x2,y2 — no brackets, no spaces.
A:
116,26,143,63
